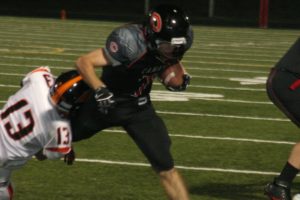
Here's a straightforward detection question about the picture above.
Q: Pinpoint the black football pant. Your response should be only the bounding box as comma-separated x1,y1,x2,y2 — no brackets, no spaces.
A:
267,67,300,127
71,96,174,172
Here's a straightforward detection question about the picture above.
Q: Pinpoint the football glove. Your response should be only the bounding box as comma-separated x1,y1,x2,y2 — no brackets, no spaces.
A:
64,148,75,165
166,74,191,92
94,87,115,114
34,149,47,161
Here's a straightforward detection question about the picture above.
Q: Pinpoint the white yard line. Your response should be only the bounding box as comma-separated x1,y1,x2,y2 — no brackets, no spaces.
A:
0,63,268,75
185,67,268,74
0,63,72,70
0,55,75,62
103,129,295,145
0,73,266,92
156,111,289,122
0,42,280,63
188,85,265,91
0,99,285,120
74,158,280,176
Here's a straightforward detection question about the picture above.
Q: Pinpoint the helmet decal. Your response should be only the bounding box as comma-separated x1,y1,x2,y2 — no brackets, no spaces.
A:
109,41,119,53
150,12,162,33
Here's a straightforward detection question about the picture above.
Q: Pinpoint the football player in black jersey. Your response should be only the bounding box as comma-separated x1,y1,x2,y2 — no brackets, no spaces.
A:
71,4,193,199
264,39,300,200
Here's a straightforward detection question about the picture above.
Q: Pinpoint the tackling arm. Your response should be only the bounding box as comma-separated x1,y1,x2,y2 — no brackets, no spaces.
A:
76,48,110,90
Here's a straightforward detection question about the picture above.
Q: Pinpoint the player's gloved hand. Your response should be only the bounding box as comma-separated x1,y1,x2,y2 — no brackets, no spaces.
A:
35,149,47,161
94,87,115,114
166,74,191,92
64,148,75,165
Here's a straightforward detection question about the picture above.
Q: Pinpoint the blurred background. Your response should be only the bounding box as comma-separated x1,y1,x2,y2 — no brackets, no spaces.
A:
0,0,299,28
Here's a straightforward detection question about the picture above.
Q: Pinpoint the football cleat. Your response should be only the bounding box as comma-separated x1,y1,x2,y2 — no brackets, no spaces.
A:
264,178,291,200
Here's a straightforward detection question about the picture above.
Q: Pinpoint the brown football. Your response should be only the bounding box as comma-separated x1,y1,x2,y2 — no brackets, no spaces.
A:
160,62,185,87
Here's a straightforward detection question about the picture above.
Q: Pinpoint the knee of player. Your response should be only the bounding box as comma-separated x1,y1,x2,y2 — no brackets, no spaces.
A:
151,158,174,173
158,167,177,177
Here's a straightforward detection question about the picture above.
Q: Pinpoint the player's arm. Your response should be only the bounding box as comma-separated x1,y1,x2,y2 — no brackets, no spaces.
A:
21,66,54,88
76,48,110,90
76,48,115,114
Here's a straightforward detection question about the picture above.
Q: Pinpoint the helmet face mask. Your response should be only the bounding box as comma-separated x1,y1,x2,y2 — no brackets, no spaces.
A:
155,37,187,59
49,70,90,117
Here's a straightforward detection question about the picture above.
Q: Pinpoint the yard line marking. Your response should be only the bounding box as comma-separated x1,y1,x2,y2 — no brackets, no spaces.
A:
0,42,281,63
191,75,267,86
0,72,24,76
0,54,272,68
156,111,290,121
190,85,265,91
184,54,277,62
0,96,271,105
185,67,268,74
0,60,268,75
0,28,292,50
103,129,295,145
0,55,75,63
0,38,100,48
0,100,288,121
188,98,272,104
185,60,271,68
0,70,268,87
75,158,279,176
0,80,266,92
0,84,19,88
0,38,285,61
188,49,283,58
0,29,291,47
170,134,295,145
150,90,271,104
0,38,283,58
0,63,72,70
152,83,266,91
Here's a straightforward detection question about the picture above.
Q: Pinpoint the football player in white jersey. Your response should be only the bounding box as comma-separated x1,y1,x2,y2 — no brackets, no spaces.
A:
0,67,90,200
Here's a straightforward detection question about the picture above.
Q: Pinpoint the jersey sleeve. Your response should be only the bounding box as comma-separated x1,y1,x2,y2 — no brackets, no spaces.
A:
21,66,54,88
43,121,72,160
103,26,147,66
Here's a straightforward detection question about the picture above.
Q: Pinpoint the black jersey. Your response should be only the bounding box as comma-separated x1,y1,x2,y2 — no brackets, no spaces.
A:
102,24,192,97
274,38,300,75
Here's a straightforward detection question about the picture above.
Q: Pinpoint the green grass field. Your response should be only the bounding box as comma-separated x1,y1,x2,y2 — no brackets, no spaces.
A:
1,16,300,200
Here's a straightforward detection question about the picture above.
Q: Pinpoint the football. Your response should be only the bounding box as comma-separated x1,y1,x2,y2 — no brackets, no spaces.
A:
160,62,185,87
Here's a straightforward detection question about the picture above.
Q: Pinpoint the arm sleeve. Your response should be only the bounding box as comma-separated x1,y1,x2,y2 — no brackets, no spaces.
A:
21,66,54,87
103,26,147,66
43,121,72,160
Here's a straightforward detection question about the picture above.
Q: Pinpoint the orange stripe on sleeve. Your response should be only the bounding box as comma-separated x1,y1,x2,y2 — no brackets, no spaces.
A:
30,67,50,74
45,147,71,154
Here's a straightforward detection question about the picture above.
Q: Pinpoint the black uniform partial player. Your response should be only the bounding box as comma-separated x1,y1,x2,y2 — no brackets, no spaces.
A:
72,5,193,200
265,38,300,200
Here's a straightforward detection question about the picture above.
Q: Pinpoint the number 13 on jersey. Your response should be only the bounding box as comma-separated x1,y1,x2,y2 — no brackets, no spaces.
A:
57,126,70,145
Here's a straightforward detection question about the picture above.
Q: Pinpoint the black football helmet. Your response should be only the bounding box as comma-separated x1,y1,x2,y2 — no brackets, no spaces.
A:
50,70,91,116
145,4,193,59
